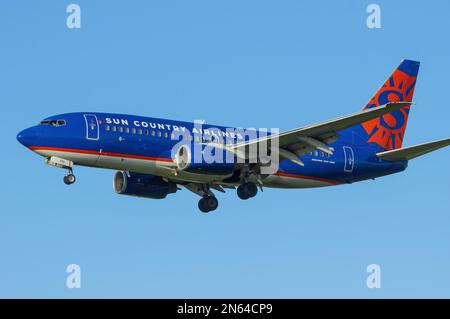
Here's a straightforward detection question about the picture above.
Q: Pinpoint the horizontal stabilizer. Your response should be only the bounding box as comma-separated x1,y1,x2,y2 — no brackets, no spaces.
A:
376,138,450,161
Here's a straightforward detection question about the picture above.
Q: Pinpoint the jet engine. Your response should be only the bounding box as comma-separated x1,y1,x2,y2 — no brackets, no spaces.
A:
113,171,177,199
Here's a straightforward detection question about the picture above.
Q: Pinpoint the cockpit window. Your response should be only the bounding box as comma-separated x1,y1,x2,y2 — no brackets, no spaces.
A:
39,119,66,127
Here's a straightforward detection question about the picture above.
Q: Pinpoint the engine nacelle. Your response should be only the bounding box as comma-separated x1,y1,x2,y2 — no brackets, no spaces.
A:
173,143,236,175
113,171,177,199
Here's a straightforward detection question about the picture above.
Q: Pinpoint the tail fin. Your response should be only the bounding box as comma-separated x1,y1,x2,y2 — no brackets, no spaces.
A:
361,59,420,150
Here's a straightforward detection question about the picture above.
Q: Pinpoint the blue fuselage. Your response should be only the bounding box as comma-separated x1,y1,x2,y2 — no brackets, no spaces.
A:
17,112,408,188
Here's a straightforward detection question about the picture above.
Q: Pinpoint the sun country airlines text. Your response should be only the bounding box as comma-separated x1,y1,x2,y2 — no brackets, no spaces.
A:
105,117,280,174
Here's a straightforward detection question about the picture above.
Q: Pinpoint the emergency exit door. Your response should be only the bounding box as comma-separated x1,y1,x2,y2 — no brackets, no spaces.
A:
84,114,99,140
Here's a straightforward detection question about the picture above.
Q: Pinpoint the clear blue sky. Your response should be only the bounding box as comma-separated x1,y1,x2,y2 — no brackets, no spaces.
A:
1,0,449,298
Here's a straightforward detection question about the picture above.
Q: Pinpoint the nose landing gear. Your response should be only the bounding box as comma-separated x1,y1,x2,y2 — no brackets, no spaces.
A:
45,156,77,185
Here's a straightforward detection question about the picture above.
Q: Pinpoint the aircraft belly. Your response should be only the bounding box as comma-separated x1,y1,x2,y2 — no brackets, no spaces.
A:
33,149,334,188
263,174,332,188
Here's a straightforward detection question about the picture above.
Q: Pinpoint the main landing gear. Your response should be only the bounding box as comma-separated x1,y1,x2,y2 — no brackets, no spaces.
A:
198,195,219,213
63,169,76,185
184,183,220,213
237,182,258,200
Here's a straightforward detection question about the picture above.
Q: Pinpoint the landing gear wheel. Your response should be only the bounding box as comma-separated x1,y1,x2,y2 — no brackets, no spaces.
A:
63,174,76,185
205,196,218,211
237,185,249,200
237,182,258,200
198,196,219,213
198,199,209,213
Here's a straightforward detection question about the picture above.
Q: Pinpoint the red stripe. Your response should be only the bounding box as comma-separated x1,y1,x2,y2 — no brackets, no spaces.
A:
28,146,173,163
274,172,339,185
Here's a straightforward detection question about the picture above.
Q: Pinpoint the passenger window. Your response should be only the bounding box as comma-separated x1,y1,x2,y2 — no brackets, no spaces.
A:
164,132,168,138
112,126,117,132
151,130,155,136
138,128,143,135
119,126,123,133
125,127,130,133
157,131,162,137
132,128,136,134
145,130,149,136
314,151,318,156
105,125,110,131
320,151,324,157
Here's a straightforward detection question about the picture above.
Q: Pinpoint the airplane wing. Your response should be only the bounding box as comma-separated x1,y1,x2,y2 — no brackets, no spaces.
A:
376,138,450,161
231,102,412,166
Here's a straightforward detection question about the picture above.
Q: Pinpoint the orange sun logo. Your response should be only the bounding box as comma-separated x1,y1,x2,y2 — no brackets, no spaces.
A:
362,69,417,150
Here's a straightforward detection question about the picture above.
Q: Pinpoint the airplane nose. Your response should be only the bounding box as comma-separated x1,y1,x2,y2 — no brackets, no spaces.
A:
17,127,37,147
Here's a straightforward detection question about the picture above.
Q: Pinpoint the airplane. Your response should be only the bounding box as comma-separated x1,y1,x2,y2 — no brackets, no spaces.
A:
17,59,450,213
